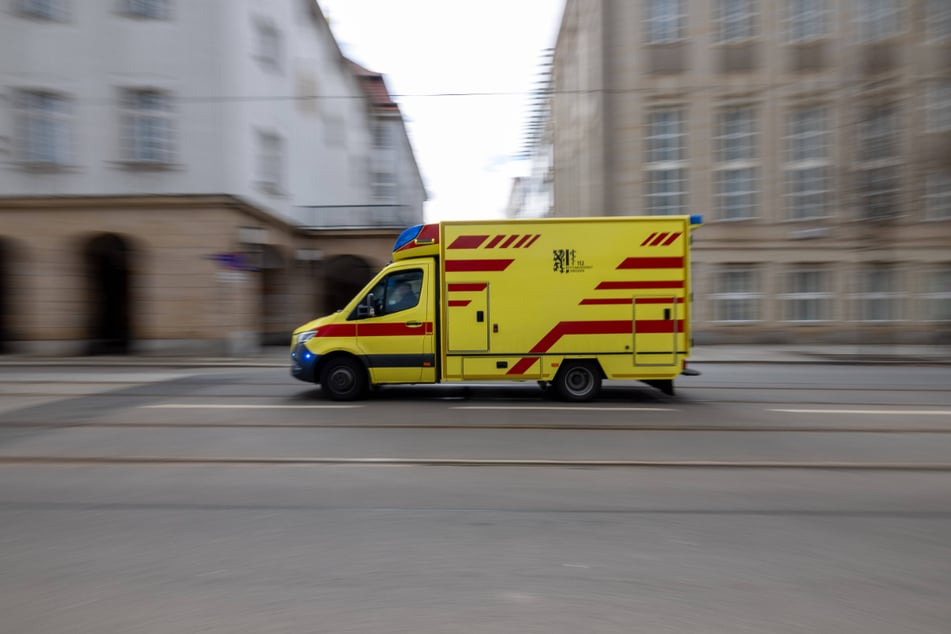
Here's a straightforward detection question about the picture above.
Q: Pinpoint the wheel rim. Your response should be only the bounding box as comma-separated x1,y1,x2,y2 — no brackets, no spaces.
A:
328,366,356,394
564,367,594,397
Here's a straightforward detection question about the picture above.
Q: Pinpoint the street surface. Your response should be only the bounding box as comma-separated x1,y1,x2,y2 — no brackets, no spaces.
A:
1,362,950,632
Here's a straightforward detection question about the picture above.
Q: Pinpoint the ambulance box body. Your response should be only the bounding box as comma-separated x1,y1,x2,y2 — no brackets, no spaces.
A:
291,215,701,401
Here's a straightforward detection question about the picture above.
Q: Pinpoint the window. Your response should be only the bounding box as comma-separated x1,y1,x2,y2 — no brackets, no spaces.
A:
923,267,951,322
121,89,174,164
859,105,897,161
122,0,169,19
854,0,901,42
355,269,423,319
256,21,282,72
855,265,900,321
782,268,832,321
646,0,685,44
715,106,758,220
373,123,392,149
786,0,830,41
18,0,67,20
646,109,687,215
926,172,951,220
858,104,900,220
716,0,757,43
14,90,71,166
372,171,396,200
928,81,951,132
257,131,283,194
785,106,830,220
928,0,951,41
713,265,762,322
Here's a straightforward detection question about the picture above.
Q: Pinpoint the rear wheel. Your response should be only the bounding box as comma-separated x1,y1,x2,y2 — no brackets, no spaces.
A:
553,362,601,402
320,357,368,401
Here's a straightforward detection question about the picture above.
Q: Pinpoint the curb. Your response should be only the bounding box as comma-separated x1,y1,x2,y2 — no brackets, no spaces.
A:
2,456,951,470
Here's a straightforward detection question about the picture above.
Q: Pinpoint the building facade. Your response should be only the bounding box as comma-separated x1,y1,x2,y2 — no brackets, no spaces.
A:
0,0,425,354
542,0,951,344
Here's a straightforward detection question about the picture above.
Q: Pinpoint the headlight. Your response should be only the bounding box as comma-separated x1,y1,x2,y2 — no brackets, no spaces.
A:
296,330,317,344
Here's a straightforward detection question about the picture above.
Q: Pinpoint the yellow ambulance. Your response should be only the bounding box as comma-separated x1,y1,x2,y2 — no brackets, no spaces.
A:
291,215,701,401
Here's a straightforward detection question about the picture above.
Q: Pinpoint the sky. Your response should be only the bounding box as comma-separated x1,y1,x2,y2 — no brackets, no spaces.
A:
319,0,564,222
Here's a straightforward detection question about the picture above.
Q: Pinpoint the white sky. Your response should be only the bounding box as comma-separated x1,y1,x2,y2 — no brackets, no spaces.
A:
319,0,564,222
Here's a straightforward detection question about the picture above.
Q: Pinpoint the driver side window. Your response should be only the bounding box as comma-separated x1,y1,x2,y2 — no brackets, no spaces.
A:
350,269,423,320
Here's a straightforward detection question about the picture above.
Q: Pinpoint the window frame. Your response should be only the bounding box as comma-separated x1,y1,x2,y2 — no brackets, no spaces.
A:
716,0,757,44
14,89,72,167
645,108,688,216
256,130,284,195
854,265,902,322
925,172,951,221
714,105,759,221
785,0,830,42
255,20,283,73
645,0,686,44
18,0,68,21
711,265,763,323
784,105,831,221
854,0,902,43
781,267,833,322
121,0,170,20
120,88,175,165
922,266,951,322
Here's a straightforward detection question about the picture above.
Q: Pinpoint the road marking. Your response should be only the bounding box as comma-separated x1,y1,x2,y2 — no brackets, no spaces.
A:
144,404,362,410
1,456,949,470
453,406,676,412
770,409,951,416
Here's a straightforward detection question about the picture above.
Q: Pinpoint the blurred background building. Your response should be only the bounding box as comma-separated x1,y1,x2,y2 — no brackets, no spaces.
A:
0,0,424,354
513,0,951,344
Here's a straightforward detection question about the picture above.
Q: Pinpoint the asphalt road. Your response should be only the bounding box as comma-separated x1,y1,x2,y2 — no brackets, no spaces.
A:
1,362,950,632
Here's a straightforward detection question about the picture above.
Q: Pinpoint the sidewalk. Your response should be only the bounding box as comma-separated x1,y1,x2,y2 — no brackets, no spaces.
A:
1,344,949,367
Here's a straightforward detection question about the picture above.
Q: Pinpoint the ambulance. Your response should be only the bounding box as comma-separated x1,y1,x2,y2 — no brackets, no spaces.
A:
291,215,702,401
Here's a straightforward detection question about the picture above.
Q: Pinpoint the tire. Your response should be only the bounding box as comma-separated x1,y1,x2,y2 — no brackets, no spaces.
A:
319,356,368,401
553,362,601,402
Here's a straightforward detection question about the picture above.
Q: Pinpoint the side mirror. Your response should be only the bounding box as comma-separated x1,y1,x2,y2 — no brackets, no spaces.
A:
356,293,376,318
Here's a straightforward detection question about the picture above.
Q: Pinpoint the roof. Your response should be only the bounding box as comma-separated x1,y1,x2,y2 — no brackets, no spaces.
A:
347,60,401,113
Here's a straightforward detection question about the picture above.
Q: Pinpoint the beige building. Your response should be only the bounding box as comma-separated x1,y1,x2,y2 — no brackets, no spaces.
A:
546,0,951,344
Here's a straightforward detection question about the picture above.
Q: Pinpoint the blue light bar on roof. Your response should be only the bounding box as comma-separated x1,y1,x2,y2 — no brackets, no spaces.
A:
690,214,703,225
393,224,423,252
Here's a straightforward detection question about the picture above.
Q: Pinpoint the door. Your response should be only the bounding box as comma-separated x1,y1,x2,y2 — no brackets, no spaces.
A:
633,296,680,367
353,261,436,384
447,282,489,352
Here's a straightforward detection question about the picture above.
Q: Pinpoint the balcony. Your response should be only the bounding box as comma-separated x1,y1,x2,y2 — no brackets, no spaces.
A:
294,204,421,230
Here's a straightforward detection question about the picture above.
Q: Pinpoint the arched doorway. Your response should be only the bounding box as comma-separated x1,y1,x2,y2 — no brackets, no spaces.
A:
323,255,375,313
84,233,134,355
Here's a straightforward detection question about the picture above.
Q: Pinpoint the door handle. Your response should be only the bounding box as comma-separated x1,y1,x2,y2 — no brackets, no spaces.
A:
664,309,671,320
406,321,423,328
476,311,485,323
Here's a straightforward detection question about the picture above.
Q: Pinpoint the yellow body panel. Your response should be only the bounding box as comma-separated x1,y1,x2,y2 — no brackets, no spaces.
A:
439,216,694,383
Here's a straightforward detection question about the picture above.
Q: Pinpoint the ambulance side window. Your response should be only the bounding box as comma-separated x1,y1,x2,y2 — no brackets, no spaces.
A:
349,269,423,320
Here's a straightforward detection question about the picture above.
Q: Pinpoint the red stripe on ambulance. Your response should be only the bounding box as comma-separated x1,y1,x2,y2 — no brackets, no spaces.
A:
506,357,540,375
448,283,488,292
445,259,514,272
596,280,684,290
448,235,489,249
617,257,684,269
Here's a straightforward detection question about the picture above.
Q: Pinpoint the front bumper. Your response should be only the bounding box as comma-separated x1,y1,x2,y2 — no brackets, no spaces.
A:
290,343,319,383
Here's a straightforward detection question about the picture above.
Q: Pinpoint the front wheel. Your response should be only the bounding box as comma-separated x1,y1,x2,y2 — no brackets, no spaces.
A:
553,362,602,402
320,357,368,401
